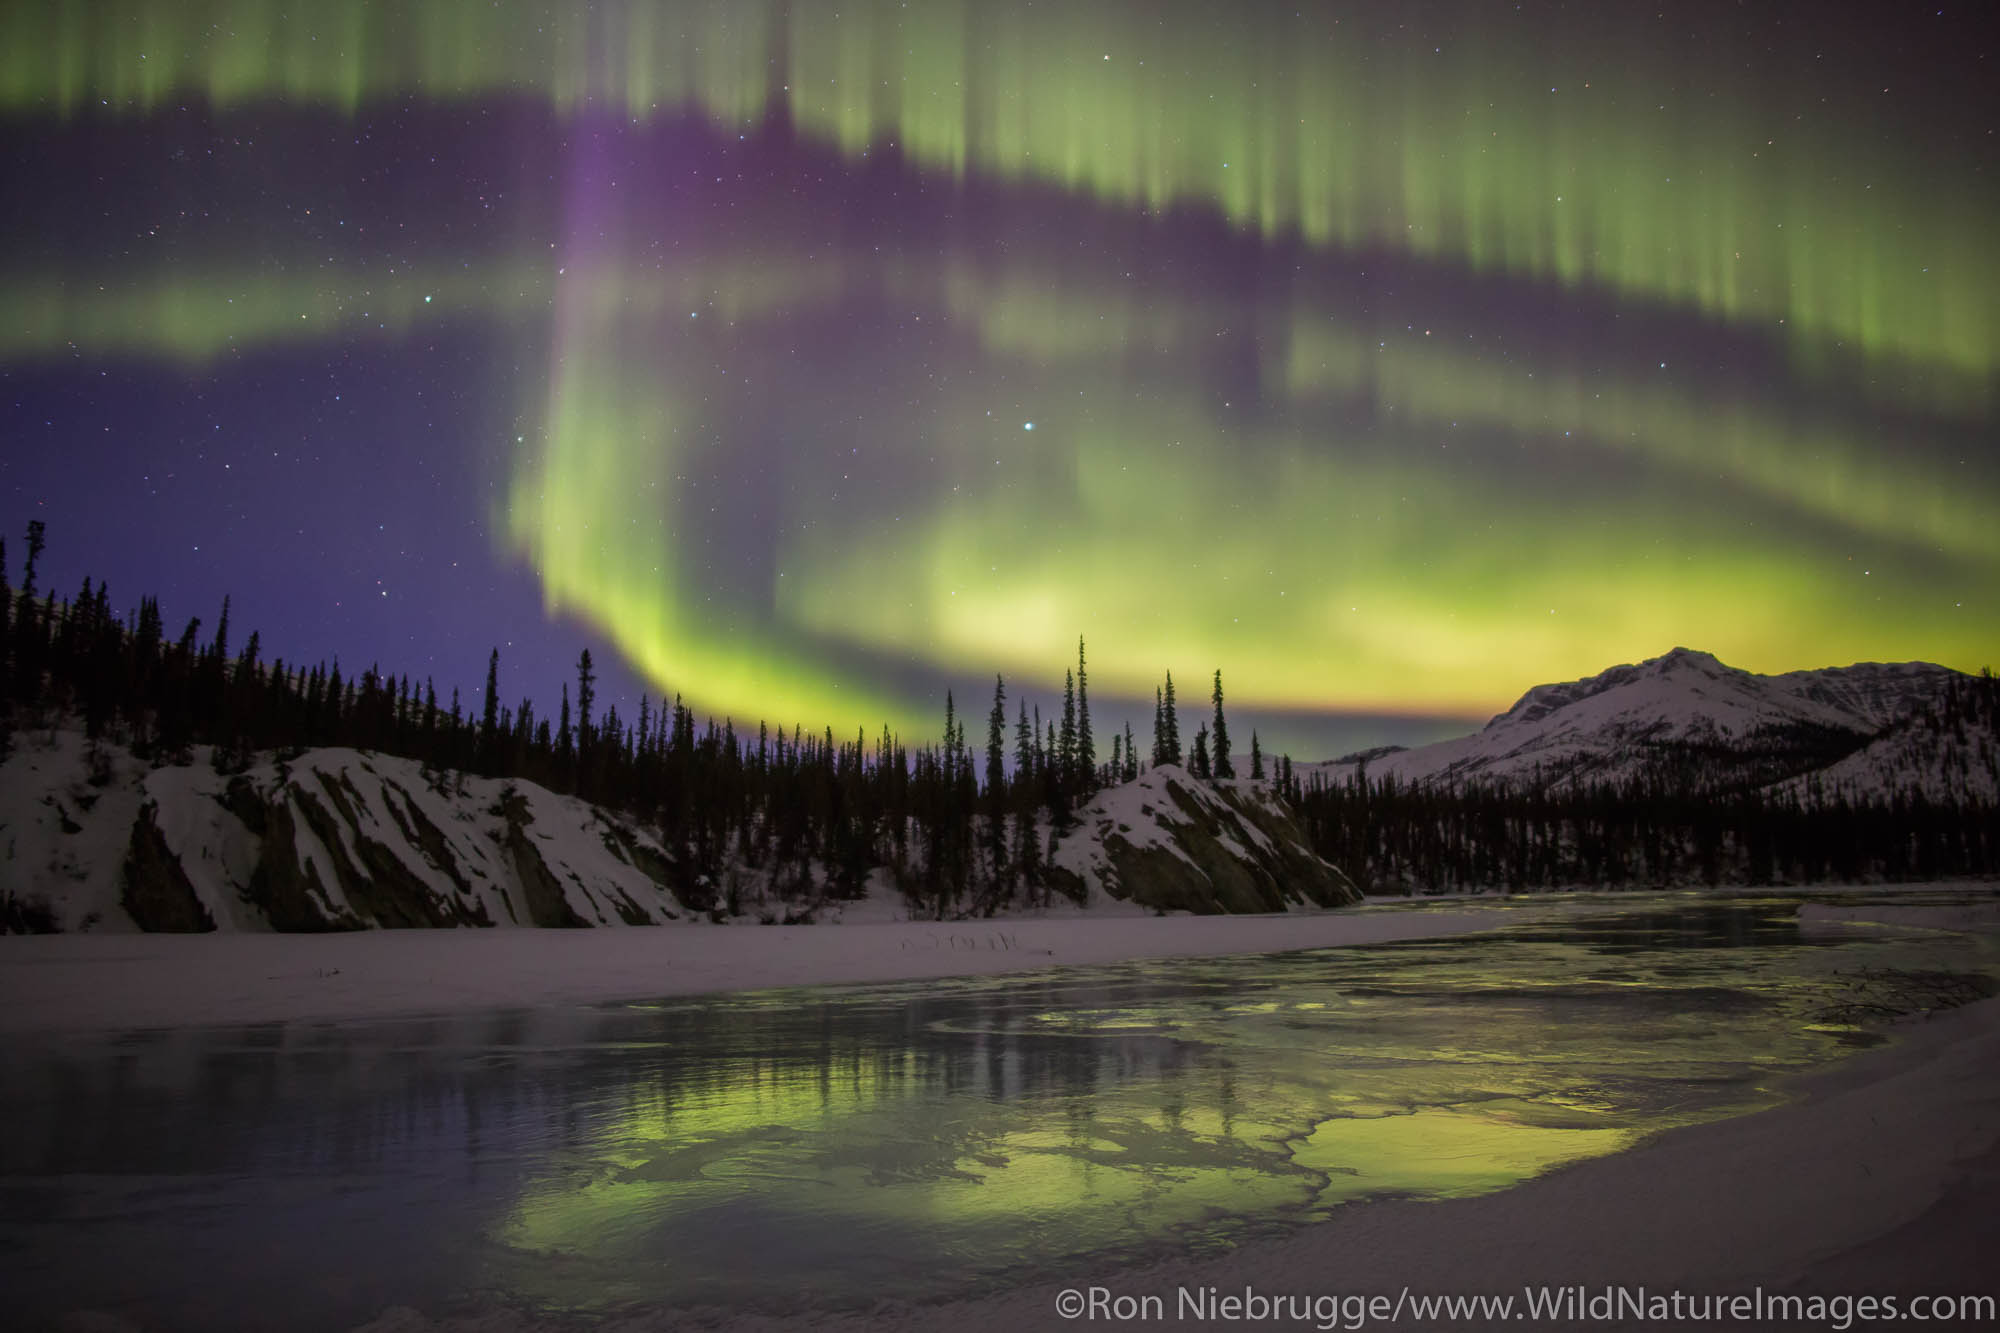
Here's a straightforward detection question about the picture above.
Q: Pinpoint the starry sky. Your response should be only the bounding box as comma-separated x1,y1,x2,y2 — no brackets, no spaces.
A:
1,0,1994,759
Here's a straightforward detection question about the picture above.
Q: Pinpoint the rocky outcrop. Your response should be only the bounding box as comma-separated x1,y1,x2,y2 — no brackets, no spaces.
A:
119,801,217,932
244,796,364,932
1047,767,1360,913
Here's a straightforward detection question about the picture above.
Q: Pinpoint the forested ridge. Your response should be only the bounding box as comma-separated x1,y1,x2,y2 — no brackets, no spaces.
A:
0,526,1268,926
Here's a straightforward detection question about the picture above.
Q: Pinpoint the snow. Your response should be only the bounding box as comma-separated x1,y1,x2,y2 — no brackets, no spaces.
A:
0,730,149,930
0,905,1512,1034
1798,899,2000,934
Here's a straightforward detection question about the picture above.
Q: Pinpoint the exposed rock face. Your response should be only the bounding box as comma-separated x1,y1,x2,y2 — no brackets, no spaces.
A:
1048,767,1360,913
119,802,216,932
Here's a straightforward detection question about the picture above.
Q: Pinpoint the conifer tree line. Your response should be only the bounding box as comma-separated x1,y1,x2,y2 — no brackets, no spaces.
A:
0,532,1264,919
1288,668,2000,893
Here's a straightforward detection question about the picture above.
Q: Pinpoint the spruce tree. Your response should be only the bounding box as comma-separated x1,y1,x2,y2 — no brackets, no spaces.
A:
557,682,573,762
1251,730,1264,780
0,537,10,671
21,519,44,598
943,690,956,782
986,675,1009,886
1015,700,1036,792
1152,688,1165,765
1191,723,1211,779
1211,669,1232,779
1075,637,1094,795
576,648,596,757
1124,721,1138,780
1059,669,1076,790
480,649,501,775
14,521,46,708
1163,671,1182,765
985,676,1006,796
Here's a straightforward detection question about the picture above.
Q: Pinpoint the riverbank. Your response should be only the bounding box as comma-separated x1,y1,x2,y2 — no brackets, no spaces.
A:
0,905,1516,1034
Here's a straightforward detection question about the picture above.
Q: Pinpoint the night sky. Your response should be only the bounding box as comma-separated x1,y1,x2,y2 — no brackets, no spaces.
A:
1,0,1994,759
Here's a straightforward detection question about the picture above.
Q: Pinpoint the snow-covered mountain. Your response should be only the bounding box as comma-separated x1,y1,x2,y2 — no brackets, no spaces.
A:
1304,648,1992,800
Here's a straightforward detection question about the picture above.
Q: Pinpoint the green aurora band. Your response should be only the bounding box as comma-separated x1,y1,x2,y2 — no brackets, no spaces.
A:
2,243,1993,727
5,0,1993,396
2,0,1993,734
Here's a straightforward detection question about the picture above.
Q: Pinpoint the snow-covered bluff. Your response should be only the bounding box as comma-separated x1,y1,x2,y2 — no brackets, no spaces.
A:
1047,765,1360,912
2,735,1358,932
1304,648,1993,800
1,735,686,933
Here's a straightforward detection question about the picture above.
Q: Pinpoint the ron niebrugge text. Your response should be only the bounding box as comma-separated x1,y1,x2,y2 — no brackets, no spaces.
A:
1053,1284,1997,1329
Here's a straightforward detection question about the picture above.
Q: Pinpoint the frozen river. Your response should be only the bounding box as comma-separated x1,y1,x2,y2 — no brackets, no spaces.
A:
2,890,1993,1331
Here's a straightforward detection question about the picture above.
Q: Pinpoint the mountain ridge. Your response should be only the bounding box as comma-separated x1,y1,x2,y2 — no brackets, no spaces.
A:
1310,648,1993,801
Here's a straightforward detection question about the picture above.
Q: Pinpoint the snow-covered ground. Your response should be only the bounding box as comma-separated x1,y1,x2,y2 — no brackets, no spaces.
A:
0,903,1513,1034
1799,899,2000,934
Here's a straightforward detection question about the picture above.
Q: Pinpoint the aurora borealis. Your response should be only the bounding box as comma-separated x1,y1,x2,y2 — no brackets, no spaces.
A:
1,0,1993,753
